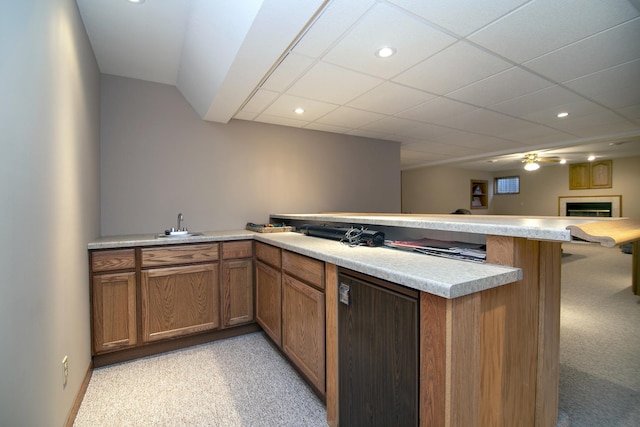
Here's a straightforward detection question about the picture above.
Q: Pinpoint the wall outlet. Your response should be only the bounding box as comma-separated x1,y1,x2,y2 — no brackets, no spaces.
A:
62,355,68,386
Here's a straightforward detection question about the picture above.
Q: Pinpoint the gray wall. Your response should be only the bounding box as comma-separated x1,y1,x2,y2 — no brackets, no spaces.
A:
402,156,640,218
490,156,640,218
402,166,494,214
100,75,401,236
0,1,101,426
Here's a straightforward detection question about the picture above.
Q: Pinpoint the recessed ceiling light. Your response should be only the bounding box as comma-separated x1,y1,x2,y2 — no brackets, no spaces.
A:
294,107,305,115
128,0,145,4
587,155,596,161
559,159,567,164
375,46,396,58
557,112,569,118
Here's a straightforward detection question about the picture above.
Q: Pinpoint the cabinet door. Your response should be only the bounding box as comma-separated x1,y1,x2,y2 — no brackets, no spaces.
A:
282,273,325,395
255,260,282,346
221,259,254,327
141,263,219,342
590,160,612,188
92,272,137,354
569,163,590,189
339,275,418,426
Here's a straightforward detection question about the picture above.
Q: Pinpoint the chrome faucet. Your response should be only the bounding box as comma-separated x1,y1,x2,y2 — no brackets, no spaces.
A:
177,213,184,231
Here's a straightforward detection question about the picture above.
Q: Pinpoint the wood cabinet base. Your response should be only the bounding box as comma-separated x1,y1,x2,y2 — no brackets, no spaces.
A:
93,323,259,368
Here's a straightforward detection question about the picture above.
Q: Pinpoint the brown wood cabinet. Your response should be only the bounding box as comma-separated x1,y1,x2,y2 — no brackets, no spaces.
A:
91,249,137,354
141,263,219,342
255,242,326,396
221,241,254,328
92,271,137,353
255,250,282,346
569,160,612,189
282,273,326,394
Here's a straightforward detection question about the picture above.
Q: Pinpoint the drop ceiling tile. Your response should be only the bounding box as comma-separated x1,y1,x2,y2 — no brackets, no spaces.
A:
495,123,576,144
524,18,640,83
254,114,308,128
389,0,530,37
547,110,637,136
438,108,533,137
395,122,455,140
396,96,477,125
293,0,376,57
322,3,457,79
261,94,339,121
240,89,280,114
393,41,512,95
303,122,352,134
402,140,485,156
347,129,403,142
358,116,425,135
490,85,606,124
261,52,316,92
564,59,640,109
347,82,437,115
447,67,554,107
315,106,386,128
617,104,640,122
469,0,639,63
287,61,384,104
400,150,450,168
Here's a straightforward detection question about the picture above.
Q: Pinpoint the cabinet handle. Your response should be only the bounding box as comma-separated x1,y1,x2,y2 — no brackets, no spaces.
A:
339,282,350,306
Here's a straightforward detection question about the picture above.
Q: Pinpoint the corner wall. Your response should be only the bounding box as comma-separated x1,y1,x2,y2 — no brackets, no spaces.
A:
100,75,401,236
0,1,100,425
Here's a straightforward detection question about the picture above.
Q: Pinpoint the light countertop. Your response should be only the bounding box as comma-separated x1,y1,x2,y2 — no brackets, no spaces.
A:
270,212,619,242
88,229,521,299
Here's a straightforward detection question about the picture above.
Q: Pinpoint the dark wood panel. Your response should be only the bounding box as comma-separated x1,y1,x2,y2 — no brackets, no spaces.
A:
339,274,418,427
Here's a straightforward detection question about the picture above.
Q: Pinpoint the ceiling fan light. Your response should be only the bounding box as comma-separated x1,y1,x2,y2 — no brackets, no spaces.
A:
524,162,540,171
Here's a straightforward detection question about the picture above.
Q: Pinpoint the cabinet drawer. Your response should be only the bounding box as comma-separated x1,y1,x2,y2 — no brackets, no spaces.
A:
255,242,281,268
92,249,135,272
282,250,325,290
141,244,219,267
222,240,253,260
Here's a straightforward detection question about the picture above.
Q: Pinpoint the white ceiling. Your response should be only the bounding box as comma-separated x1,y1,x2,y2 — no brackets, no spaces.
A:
76,0,640,171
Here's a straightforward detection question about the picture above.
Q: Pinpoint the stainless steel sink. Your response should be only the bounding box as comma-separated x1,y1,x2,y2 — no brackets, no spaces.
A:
155,232,203,239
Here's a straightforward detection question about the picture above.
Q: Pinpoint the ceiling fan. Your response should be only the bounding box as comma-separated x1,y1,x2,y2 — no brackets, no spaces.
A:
521,153,563,171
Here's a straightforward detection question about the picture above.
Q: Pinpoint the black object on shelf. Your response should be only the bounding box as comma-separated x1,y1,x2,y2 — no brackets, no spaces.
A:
300,224,385,247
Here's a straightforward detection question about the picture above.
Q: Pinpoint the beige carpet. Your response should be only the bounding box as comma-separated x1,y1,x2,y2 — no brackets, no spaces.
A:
559,242,640,426
74,333,327,426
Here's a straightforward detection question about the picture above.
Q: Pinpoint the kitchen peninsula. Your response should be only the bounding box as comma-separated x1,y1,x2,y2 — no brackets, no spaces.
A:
87,214,639,427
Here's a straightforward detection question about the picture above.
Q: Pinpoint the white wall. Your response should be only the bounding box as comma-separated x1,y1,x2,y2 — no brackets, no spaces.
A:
100,75,402,236
0,1,100,426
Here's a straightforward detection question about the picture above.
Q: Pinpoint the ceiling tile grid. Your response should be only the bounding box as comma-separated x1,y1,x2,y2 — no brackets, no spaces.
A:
77,0,640,170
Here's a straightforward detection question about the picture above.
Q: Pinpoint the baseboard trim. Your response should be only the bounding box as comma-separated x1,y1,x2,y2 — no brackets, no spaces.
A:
64,359,93,427
93,323,260,368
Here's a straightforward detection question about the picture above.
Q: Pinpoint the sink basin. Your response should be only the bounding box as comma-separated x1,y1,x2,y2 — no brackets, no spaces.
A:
155,231,203,239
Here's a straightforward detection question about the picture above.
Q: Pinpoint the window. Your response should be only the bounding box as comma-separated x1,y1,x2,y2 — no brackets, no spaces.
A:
494,176,520,194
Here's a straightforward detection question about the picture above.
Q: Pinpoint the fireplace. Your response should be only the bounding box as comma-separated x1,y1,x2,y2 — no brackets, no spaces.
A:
566,202,612,217
559,196,621,217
